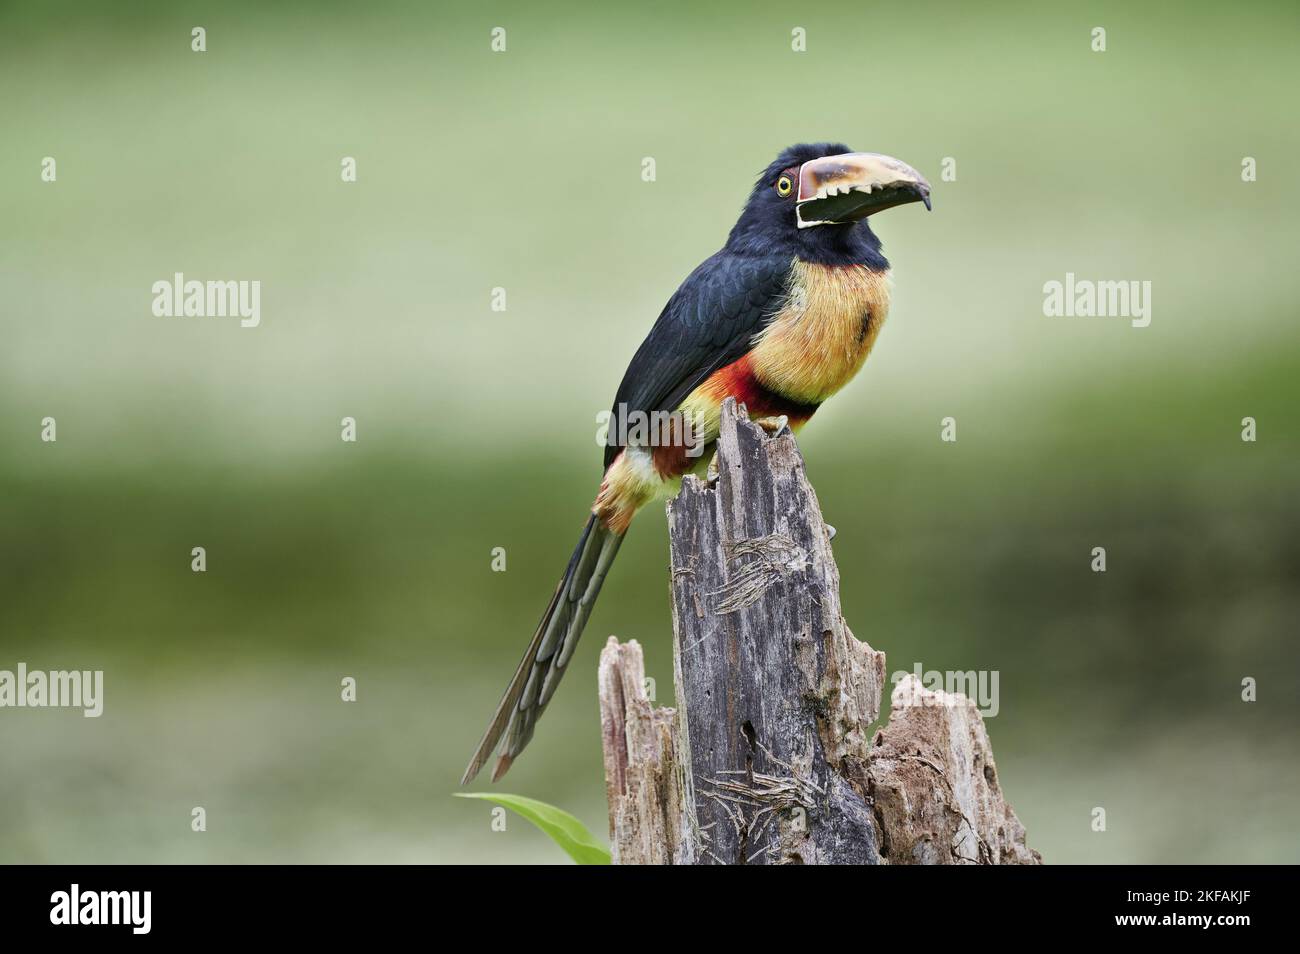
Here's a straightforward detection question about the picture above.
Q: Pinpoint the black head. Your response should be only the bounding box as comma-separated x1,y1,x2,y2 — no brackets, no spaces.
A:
726,142,930,267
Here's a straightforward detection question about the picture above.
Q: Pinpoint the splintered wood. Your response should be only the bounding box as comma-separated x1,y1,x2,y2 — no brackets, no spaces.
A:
597,398,1040,865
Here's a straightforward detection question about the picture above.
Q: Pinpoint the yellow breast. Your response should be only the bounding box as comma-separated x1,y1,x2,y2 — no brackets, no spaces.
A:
749,260,891,405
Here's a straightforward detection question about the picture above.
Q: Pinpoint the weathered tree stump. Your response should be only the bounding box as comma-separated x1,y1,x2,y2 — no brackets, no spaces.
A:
598,398,1039,865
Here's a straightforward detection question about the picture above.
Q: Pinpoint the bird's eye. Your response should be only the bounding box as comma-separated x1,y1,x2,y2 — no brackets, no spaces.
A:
776,175,793,197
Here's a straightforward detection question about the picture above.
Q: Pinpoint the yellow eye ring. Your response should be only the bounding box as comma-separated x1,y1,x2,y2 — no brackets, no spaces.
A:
776,175,793,197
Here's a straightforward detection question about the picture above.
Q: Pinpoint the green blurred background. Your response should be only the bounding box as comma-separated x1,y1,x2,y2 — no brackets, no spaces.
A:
2,0,1297,863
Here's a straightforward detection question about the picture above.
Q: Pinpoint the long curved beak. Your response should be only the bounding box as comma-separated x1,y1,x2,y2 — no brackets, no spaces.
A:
796,152,931,229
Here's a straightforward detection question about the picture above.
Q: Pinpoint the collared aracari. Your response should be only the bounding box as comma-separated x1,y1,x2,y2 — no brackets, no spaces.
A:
462,142,930,784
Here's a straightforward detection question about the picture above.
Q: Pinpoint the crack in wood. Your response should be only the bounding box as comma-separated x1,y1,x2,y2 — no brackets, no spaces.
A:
597,399,1040,866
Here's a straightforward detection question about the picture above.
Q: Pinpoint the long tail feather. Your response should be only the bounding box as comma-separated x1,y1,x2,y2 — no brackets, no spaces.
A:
460,514,623,785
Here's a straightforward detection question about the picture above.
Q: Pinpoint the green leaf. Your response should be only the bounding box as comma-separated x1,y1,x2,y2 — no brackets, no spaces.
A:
454,792,611,865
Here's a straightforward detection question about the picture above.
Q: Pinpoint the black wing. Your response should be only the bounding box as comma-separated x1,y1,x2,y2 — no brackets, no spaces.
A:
604,251,791,469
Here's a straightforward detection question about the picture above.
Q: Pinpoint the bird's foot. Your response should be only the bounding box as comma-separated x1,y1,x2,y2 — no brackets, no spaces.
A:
754,415,791,438
825,523,837,541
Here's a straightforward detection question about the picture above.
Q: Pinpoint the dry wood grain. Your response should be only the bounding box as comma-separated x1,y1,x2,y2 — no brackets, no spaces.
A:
598,399,1038,865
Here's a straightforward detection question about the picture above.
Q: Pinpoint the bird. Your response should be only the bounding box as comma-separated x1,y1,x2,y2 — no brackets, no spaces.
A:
462,142,930,784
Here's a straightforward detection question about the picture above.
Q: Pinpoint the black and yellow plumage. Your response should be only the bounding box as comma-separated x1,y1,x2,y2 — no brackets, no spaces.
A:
462,143,930,784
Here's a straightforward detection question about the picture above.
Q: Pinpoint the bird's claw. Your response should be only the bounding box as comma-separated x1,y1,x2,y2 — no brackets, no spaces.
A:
754,415,791,438
825,523,837,541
